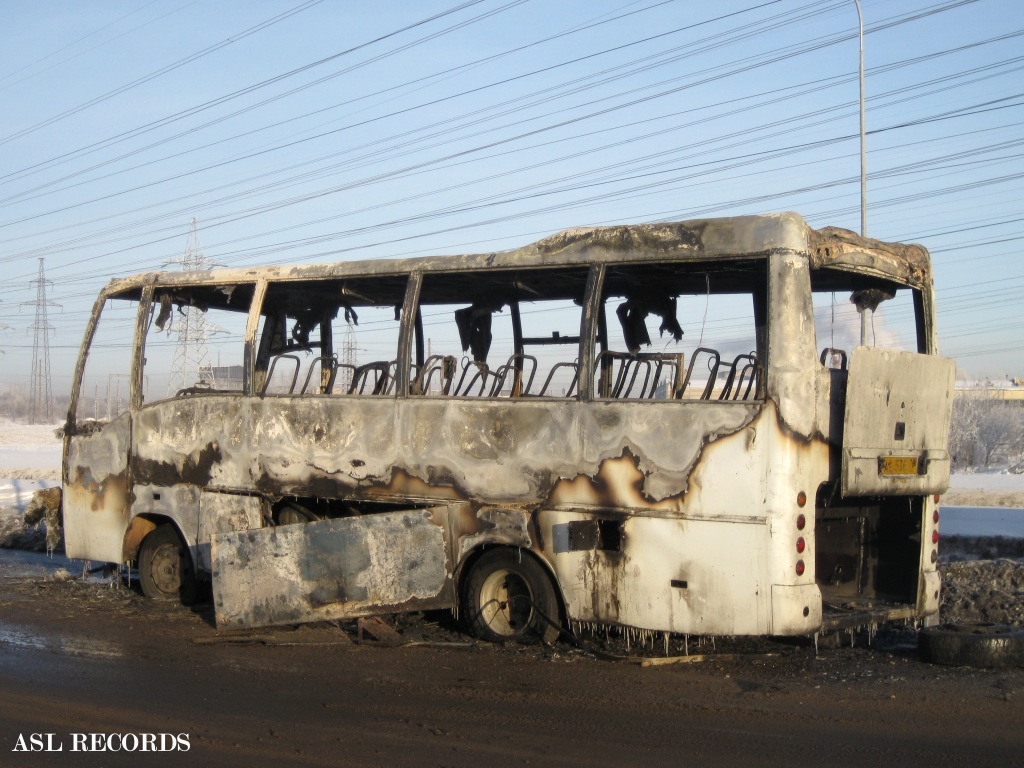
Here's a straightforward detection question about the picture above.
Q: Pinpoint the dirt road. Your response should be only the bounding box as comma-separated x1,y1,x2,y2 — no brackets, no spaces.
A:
1,569,1022,768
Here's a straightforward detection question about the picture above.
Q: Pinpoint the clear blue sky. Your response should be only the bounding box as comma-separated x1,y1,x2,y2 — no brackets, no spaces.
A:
1,0,1021,401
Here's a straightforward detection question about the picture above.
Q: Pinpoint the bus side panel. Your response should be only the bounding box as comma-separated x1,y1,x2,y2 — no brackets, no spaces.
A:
212,507,454,629
536,404,824,637
540,511,770,636
63,413,131,564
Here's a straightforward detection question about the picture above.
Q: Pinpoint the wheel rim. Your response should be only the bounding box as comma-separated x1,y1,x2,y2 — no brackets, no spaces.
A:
148,541,186,596
478,568,533,637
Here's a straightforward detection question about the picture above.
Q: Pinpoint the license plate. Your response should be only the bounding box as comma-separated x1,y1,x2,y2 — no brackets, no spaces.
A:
879,456,918,476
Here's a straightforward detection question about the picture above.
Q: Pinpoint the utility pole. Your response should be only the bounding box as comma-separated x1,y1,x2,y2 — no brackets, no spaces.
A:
165,218,213,395
854,0,867,239
25,258,60,423
853,0,871,345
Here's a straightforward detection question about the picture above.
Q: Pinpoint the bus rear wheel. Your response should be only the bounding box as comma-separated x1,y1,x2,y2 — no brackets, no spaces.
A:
463,548,560,644
138,524,197,604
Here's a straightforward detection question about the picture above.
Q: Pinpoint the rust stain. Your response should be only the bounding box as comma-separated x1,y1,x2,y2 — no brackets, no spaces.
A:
123,516,158,560
70,467,129,515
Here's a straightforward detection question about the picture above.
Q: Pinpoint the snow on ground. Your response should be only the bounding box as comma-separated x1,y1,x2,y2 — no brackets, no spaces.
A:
0,479,59,512
948,469,1024,492
0,419,62,479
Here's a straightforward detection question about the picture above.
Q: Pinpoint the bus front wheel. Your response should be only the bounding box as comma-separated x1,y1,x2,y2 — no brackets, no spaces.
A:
138,524,197,604
463,548,560,644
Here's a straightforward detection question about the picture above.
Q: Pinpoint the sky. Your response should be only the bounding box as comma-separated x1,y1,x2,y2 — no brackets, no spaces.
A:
0,0,1021,400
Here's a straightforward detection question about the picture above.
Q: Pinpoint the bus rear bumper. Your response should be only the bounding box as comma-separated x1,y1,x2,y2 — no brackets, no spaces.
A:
771,583,823,635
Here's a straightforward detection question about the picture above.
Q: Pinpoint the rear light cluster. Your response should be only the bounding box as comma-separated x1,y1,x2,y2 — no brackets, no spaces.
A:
796,494,807,577
931,506,940,564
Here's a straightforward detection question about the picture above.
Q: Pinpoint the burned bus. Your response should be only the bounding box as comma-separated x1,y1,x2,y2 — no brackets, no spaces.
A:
62,212,954,642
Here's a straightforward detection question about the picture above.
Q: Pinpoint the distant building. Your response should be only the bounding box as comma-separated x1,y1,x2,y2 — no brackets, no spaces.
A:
200,365,244,391
956,379,1024,401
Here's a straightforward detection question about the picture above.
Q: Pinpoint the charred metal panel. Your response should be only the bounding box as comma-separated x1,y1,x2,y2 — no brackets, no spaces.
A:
212,507,452,629
63,413,131,564
94,213,931,304
131,398,247,490
129,482,200,550
768,252,819,439
552,519,623,553
454,506,531,563
538,405,829,635
130,393,760,515
196,492,263,572
545,403,757,516
809,226,932,290
541,509,770,636
842,347,954,496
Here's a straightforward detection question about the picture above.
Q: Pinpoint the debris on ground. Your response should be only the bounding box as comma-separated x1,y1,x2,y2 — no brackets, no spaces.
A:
0,486,63,552
940,556,1024,627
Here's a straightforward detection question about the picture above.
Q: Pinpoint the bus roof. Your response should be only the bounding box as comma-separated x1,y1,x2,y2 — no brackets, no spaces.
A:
102,211,933,298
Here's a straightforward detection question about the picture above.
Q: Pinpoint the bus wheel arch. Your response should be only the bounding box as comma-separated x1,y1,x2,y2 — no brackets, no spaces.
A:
137,521,198,605
123,515,160,563
460,546,562,644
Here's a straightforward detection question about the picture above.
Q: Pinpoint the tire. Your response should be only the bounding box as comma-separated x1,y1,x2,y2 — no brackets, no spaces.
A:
463,548,560,644
275,502,319,525
138,524,197,604
920,623,1024,668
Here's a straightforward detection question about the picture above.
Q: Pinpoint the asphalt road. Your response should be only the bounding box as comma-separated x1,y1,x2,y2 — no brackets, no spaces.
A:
0,558,1022,768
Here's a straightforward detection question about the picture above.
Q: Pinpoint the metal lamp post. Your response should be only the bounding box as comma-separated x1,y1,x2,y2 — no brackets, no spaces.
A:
854,0,870,345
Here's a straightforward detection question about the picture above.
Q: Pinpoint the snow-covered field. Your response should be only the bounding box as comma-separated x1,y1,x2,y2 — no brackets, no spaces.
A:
948,470,1024,492
0,419,62,480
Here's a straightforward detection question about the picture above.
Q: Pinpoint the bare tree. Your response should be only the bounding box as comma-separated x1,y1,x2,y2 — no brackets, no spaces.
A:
949,394,984,469
976,402,1024,468
950,395,1024,470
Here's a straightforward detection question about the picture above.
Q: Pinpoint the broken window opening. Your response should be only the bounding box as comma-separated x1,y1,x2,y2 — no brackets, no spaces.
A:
271,495,437,525
255,277,407,397
811,269,923,370
596,260,766,400
412,267,588,398
73,296,138,423
142,284,255,403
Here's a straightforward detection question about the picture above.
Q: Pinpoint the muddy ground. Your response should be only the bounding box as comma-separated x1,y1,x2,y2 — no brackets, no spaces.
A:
1,559,1023,768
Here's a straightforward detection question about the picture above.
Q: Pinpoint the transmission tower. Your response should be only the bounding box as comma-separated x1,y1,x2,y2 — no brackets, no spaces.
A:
25,258,60,424
165,218,214,395
339,321,357,393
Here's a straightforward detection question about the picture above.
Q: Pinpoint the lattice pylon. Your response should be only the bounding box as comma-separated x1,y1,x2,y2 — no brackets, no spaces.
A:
165,218,214,395
24,258,59,424
338,321,357,393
